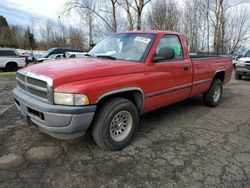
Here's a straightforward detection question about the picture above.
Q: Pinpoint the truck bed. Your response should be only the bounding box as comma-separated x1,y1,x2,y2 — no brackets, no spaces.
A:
189,55,233,97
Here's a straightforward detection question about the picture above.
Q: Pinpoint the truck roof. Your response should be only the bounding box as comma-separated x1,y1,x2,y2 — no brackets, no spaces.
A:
118,30,181,36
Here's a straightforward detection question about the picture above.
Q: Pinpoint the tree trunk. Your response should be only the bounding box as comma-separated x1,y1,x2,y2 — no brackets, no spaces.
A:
111,0,117,32
125,0,134,30
88,13,94,48
137,10,142,30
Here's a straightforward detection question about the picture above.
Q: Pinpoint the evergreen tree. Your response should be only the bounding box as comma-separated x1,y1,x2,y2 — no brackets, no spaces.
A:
0,15,9,28
24,27,36,49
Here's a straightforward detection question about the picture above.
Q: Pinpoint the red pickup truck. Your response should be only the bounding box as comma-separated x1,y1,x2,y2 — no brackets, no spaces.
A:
13,31,232,150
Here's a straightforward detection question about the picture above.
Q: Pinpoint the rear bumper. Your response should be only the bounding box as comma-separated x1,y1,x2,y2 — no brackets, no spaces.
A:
235,67,250,76
13,88,96,140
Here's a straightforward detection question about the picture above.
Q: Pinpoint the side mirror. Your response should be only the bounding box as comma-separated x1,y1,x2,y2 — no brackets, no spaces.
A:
152,47,175,62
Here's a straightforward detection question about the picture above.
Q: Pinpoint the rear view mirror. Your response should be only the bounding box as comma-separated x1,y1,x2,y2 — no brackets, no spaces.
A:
153,47,175,62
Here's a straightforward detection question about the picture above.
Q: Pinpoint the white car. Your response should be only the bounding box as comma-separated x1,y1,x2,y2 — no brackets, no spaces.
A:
65,52,87,58
36,54,63,63
0,48,26,72
233,54,243,69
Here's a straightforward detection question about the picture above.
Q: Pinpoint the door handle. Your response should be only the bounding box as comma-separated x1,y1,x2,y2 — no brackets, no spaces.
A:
183,66,189,71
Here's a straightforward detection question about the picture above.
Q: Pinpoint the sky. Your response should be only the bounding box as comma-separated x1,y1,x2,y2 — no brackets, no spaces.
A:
1,0,250,27
0,0,67,26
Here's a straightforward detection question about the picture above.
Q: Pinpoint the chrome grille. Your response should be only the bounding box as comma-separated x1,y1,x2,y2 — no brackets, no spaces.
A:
27,77,47,88
16,70,53,103
16,73,25,82
246,64,250,70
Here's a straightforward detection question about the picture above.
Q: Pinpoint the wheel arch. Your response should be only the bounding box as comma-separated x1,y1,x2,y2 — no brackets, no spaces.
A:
96,87,145,114
212,70,225,83
6,61,18,67
5,61,18,68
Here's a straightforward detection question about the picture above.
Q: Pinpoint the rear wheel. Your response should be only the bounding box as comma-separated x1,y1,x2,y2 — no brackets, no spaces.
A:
203,79,223,107
5,62,18,72
235,73,242,80
92,98,139,151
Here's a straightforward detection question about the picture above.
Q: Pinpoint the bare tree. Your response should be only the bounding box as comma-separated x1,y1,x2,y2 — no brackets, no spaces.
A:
68,27,85,49
110,0,118,32
148,0,180,31
182,0,209,51
208,0,248,53
224,6,249,53
65,0,118,32
118,0,151,30
134,0,151,30
118,0,135,30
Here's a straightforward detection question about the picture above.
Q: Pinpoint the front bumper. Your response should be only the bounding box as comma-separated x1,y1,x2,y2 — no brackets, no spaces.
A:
235,67,250,76
13,88,96,140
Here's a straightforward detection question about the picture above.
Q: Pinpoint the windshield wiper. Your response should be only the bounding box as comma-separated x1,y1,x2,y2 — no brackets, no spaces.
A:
96,55,116,60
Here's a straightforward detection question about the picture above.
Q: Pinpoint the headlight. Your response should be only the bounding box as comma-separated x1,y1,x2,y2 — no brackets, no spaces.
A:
54,93,89,106
236,60,245,67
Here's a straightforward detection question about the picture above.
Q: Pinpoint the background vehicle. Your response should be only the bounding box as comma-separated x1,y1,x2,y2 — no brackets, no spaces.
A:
40,48,83,59
13,31,232,150
20,52,35,62
0,48,26,72
232,54,243,69
235,49,250,80
36,54,63,63
65,52,87,58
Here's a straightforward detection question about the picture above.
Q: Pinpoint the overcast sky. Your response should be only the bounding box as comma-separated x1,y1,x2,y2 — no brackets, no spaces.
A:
0,0,250,27
0,0,67,26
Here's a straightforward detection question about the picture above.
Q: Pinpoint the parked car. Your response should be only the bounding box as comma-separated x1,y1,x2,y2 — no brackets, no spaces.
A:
0,48,26,72
232,54,243,69
40,48,83,59
13,31,233,150
36,54,63,63
20,52,35,62
235,49,250,80
65,52,87,58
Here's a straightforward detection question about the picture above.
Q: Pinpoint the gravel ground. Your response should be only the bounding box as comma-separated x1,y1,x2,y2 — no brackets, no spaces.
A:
0,73,250,188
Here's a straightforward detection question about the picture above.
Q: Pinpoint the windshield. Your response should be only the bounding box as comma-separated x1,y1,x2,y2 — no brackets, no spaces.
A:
244,50,250,57
89,33,156,62
48,54,57,59
41,48,56,58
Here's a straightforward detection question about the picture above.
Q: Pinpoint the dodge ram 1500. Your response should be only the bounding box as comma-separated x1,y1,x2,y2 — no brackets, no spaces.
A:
13,31,233,150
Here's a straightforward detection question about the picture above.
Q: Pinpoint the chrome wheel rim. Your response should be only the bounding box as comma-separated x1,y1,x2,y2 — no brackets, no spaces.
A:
110,110,133,142
213,85,221,102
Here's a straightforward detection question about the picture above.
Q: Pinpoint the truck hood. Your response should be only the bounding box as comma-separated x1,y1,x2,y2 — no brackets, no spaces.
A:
24,57,144,87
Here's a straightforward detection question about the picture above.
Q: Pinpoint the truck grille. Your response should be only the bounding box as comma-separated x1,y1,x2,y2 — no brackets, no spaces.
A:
16,70,53,103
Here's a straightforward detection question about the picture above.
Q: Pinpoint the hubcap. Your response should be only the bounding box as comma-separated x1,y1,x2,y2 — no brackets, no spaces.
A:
110,110,133,142
213,85,221,102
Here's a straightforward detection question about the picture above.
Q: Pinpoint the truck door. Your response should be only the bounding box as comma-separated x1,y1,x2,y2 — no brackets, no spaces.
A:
144,34,192,112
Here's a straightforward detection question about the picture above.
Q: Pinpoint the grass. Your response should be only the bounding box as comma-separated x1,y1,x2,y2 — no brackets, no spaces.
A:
0,72,16,76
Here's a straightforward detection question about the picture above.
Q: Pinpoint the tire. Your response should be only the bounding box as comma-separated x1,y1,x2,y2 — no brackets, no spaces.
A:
235,73,242,80
203,79,223,107
92,98,139,151
5,62,18,72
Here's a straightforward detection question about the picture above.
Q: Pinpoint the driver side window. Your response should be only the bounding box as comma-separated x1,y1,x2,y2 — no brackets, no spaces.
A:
156,35,184,60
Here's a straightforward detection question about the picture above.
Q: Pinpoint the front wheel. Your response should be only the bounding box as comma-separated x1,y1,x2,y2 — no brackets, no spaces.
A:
203,79,223,107
92,98,139,151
